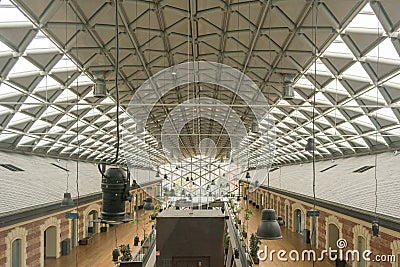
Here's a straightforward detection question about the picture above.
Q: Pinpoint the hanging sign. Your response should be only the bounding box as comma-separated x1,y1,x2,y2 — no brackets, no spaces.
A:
306,210,320,217
65,212,78,219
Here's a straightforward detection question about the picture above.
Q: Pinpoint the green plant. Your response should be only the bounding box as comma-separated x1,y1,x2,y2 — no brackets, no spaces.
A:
244,208,252,221
224,232,230,251
249,233,261,260
119,244,133,261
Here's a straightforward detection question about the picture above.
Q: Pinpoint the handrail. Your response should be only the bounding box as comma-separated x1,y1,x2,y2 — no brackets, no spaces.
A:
225,202,254,267
132,227,156,265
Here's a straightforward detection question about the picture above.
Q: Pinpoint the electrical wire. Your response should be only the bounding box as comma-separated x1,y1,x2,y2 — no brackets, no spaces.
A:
311,1,318,266
112,0,120,164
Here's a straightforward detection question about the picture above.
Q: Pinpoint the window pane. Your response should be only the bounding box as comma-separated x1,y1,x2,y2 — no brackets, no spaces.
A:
11,239,21,267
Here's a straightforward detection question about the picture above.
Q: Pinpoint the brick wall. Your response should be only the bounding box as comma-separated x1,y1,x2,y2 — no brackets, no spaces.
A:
0,187,148,267
248,185,400,267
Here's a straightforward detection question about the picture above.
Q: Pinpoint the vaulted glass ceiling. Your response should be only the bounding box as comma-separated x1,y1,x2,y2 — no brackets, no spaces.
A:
0,0,400,168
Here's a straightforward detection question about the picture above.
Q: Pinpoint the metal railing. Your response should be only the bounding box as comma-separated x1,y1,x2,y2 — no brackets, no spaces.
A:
132,228,156,266
225,202,255,267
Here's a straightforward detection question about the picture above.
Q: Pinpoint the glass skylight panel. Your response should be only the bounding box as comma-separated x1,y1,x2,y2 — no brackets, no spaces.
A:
18,135,35,145
8,57,40,74
324,79,350,95
0,83,22,97
0,1,30,22
26,32,59,51
306,60,333,76
342,61,370,80
370,108,398,123
337,121,358,134
346,4,383,30
54,88,77,103
366,38,400,61
72,73,92,85
7,112,32,126
349,137,368,148
352,115,375,129
48,125,65,134
323,36,354,56
0,40,12,52
315,91,332,105
0,105,10,115
29,119,51,132
52,55,78,70
0,132,17,142
357,87,386,105
34,76,61,91
295,75,314,88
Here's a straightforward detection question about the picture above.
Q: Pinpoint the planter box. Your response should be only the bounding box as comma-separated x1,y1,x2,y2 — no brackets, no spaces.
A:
79,236,93,246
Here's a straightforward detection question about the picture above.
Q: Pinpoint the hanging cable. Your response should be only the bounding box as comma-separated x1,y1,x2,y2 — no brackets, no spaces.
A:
311,1,318,266
112,0,120,164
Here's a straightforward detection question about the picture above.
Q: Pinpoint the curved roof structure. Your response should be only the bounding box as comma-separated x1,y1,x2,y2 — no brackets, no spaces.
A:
0,0,399,169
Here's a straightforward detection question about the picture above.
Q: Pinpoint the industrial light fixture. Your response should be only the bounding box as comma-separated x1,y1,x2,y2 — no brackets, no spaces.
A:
92,71,107,98
256,209,282,240
61,192,74,206
100,166,132,221
282,74,295,100
251,120,259,133
305,137,315,152
112,247,119,262
133,235,140,246
143,197,154,210
164,174,168,180
155,171,160,178
372,221,379,237
61,164,74,206
211,180,216,186
186,177,190,182
245,171,251,179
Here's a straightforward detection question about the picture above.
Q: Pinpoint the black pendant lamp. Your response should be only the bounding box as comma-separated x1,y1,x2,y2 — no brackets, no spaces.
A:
305,137,315,152
186,177,190,182
143,197,154,210
256,209,282,240
155,171,160,178
164,174,168,180
112,247,119,262
245,171,251,179
133,235,140,246
211,180,216,186
61,192,74,206
170,188,176,197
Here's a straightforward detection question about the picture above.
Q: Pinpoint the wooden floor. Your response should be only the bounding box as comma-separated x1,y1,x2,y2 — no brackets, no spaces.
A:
241,202,335,267
46,204,335,267
45,210,154,267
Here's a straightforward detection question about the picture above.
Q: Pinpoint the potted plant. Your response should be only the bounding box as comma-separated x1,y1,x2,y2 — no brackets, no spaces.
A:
241,224,247,238
224,232,230,255
249,233,261,264
119,244,136,266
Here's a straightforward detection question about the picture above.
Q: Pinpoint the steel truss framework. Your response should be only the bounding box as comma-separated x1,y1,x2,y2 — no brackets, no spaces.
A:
0,0,399,170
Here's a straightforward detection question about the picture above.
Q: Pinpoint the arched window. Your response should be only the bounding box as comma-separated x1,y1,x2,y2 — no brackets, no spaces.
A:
5,227,28,267
352,225,371,267
11,239,21,267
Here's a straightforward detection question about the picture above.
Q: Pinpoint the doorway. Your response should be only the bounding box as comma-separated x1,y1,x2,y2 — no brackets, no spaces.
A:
328,224,339,250
44,226,57,258
172,256,210,267
87,210,98,237
357,236,366,267
294,209,304,234
71,219,77,247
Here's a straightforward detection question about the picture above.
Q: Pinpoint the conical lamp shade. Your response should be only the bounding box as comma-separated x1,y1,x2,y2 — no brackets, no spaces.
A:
61,192,74,206
245,172,251,179
256,209,282,240
305,137,315,152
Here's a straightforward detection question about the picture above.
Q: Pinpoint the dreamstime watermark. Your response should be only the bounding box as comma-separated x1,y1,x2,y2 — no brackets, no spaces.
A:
122,61,277,202
257,238,397,263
